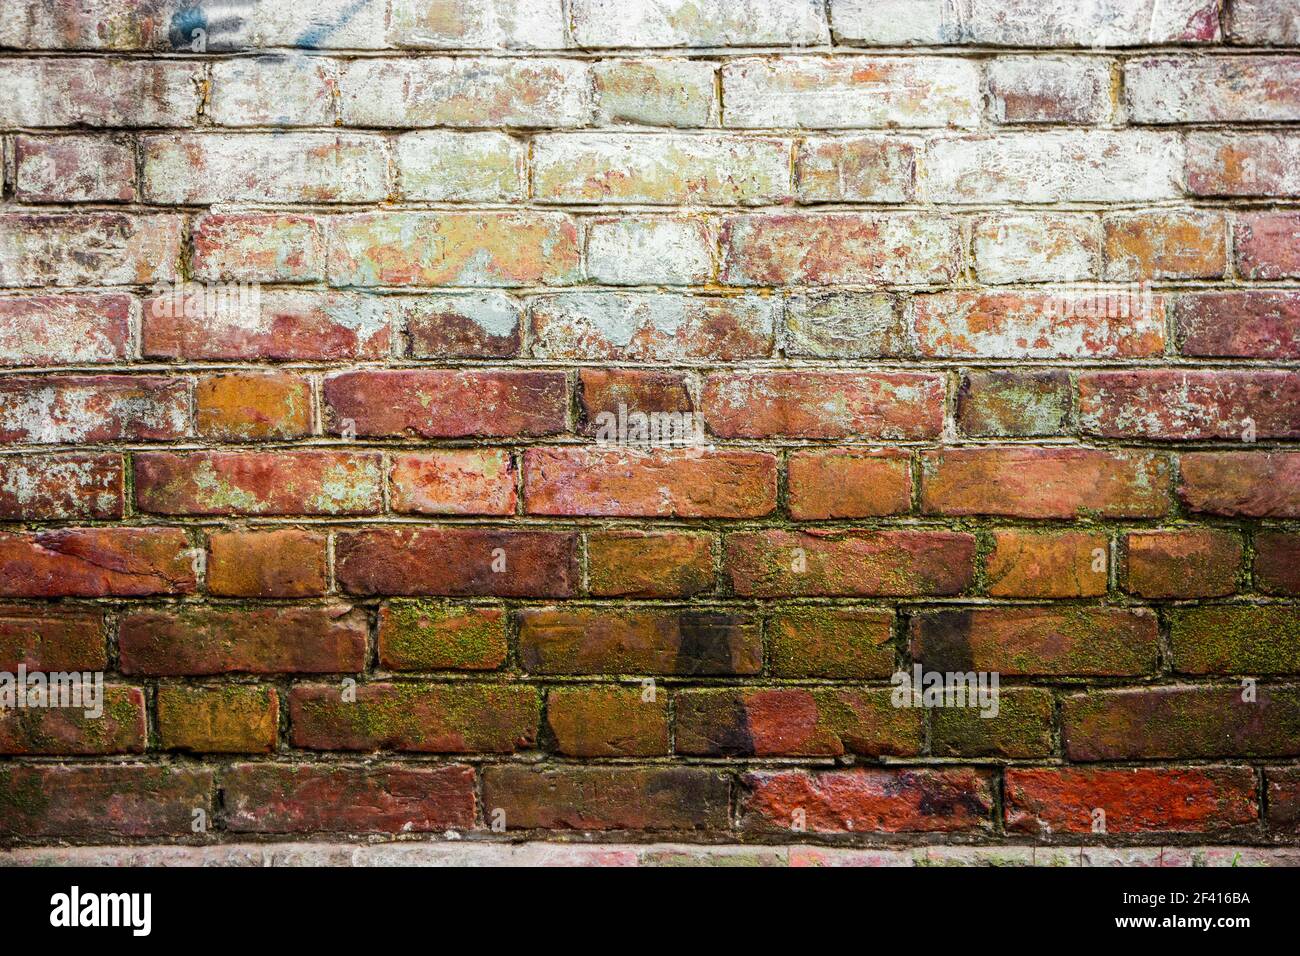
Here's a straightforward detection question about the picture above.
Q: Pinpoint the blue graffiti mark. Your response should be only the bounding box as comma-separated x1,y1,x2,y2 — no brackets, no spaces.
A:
295,0,370,49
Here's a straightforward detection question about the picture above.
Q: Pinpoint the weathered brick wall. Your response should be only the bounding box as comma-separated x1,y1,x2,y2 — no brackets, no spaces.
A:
1,0,1299,848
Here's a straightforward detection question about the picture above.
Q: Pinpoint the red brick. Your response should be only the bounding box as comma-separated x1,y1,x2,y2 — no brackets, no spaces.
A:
1179,451,1300,517
119,605,367,676
324,370,567,439
922,447,1171,518
14,134,135,202
726,529,975,598
1256,533,1300,595
0,375,187,445
157,685,279,754
0,685,145,755
223,764,476,834
1103,210,1227,280
547,686,669,757
336,528,579,598
1080,370,1300,440
769,608,896,679
207,529,328,598
1005,767,1258,834
390,450,517,516
1124,530,1242,599
377,602,508,672
787,448,912,520
0,765,213,839
0,294,132,367
524,447,777,518
1235,212,1300,279
0,528,195,597
1174,292,1300,358
135,451,383,516
743,768,994,834
986,530,1109,598
192,213,325,283
587,531,715,598
519,607,762,676
290,683,539,753
0,606,107,672
195,371,313,442
0,453,122,520
482,766,729,832
910,607,1159,676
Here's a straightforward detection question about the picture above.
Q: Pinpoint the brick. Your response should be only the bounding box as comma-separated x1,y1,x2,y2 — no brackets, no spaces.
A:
921,448,1172,519
535,133,789,204
0,375,187,445
324,370,566,439
224,764,475,834
192,214,326,283
571,0,828,47
519,607,761,675
119,605,367,676
721,213,960,286
987,56,1111,123
787,448,912,519
676,688,921,757
0,765,213,839
1269,769,1300,831
724,56,980,128
143,290,394,361
1170,605,1300,674
524,448,777,518
1235,213,1300,279
0,684,145,756
1005,767,1257,835
1186,132,1300,196
914,290,1164,358
1179,451,1300,517
1124,530,1242,599
328,211,580,287
0,606,107,672
971,214,1098,284
770,608,896,679
391,450,517,516
290,683,539,753
796,136,917,203
0,213,181,287
548,686,669,757
0,294,132,366
703,371,944,439
1256,533,1300,595
396,131,527,201
195,371,312,442
336,528,579,598
726,529,975,598
1063,686,1300,760
378,602,509,671
143,133,387,204
585,217,714,285
1103,210,1227,280
1080,370,1300,441
0,528,195,598
0,58,198,126
1127,56,1300,123
932,689,1055,759
986,530,1109,599
405,293,522,359
926,132,1183,203
1175,292,1300,359
0,453,122,520
14,134,135,202
388,0,567,48
483,766,730,831
957,370,1073,438
1228,0,1300,44
157,686,279,754
783,292,908,359
207,529,328,598
910,607,1159,676
208,56,336,127
529,292,776,361
577,368,694,438
743,768,994,834
593,59,716,126
340,58,591,127
588,531,715,598
135,451,383,517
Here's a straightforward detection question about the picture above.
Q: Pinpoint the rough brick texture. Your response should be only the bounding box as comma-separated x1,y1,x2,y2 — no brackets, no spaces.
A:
1,0,1298,856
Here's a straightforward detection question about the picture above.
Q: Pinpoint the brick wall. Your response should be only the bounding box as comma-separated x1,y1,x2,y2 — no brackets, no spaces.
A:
1,0,1299,848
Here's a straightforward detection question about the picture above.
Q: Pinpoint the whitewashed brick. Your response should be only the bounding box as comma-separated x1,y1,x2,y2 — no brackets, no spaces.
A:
396,132,527,201
571,0,828,48
586,217,714,285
